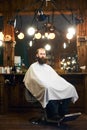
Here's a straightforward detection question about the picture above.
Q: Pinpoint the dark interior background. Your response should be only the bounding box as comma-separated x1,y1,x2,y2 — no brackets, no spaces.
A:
14,14,77,67
0,14,77,67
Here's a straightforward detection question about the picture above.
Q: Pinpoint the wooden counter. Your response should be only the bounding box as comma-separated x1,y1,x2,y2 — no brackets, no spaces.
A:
0,73,87,114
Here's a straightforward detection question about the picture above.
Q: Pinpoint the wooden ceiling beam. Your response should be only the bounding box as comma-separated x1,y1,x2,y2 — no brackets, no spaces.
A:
18,11,72,16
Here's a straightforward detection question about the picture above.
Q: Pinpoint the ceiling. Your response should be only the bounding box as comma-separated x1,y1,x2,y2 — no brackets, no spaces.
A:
0,0,87,17
0,0,86,43
0,0,86,46
0,0,86,33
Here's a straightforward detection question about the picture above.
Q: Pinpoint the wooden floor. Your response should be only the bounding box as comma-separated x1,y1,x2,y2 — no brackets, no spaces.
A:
0,108,87,130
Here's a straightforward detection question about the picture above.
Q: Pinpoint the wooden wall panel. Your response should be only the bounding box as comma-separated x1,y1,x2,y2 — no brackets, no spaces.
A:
3,11,15,66
3,42,15,67
76,17,87,69
77,45,87,67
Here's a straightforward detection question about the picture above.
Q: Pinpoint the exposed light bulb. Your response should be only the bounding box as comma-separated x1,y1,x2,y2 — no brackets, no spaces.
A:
68,27,76,35
0,40,3,46
48,33,55,39
27,27,36,36
35,32,41,39
66,32,73,40
45,44,51,51
63,42,67,49
17,32,24,39
0,32,4,41
29,41,33,47
45,32,49,38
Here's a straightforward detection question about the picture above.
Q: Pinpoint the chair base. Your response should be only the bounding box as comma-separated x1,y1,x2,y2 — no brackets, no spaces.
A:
45,112,81,126
29,112,81,126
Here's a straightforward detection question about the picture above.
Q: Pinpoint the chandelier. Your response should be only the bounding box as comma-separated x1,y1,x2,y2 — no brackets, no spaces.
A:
27,11,56,40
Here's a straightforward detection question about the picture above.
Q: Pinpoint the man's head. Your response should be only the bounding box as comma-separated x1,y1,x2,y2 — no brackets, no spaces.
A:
36,48,47,64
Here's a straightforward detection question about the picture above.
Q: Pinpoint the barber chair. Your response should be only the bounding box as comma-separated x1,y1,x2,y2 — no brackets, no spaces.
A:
25,88,81,126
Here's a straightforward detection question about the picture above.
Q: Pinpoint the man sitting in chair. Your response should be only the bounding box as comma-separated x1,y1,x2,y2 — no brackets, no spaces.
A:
23,48,79,120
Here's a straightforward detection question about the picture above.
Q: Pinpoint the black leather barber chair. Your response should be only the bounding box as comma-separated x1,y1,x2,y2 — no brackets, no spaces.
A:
25,88,81,126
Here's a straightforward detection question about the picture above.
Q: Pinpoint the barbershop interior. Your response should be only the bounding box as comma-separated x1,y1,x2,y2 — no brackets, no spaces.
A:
0,0,87,129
